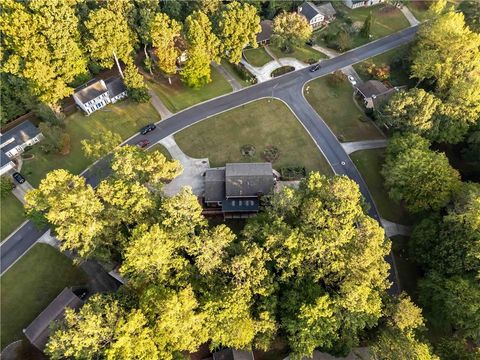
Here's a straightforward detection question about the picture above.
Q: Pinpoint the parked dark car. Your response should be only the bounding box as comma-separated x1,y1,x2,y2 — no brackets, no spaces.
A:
140,123,156,135
12,172,25,184
306,39,314,46
310,64,321,72
136,139,150,148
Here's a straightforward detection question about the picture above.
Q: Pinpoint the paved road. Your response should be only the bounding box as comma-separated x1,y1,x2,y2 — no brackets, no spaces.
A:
1,25,418,288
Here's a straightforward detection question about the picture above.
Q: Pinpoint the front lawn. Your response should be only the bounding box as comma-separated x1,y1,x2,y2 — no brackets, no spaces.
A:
148,143,172,160
0,244,87,349
220,60,253,87
21,100,159,187
268,44,325,63
316,4,410,49
0,192,25,240
148,66,232,113
350,148,411,224
353,44,413,86
304,75,384,141
243,47,273,67
406,0,431,22
175,99,333,176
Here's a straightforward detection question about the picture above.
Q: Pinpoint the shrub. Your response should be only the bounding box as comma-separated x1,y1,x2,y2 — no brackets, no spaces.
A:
327,71,346,87
263,145,280,162
240,144,256,157
271,66,294,77
0,176,14,198
280,167,306,180
59,133,71,155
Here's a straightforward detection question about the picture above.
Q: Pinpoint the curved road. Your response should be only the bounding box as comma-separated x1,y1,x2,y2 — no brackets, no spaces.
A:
1,26,419,293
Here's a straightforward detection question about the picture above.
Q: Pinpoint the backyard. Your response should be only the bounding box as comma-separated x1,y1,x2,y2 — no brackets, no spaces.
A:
21,100,159,187
148,66,232,113
243,47,273,67
350,148,411,224
0,193,25,240
353,44,413,86
0,244,87,349
175,99,333,175
304,75,384,142
316,3,410,49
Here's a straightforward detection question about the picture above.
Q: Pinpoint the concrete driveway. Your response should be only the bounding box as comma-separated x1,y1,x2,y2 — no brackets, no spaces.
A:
158,135,210,197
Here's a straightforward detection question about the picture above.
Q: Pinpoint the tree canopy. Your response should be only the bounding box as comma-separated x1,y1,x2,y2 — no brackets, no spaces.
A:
272,11,312,52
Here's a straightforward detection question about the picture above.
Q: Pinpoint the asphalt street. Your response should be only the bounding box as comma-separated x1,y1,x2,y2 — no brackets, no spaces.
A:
1,25,418,290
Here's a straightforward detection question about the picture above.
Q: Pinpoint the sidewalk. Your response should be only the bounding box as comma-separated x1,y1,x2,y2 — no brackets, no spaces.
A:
400,6,420,26
148,87,173,119
212,62,242,91
11,179,34,204
342,139,388,154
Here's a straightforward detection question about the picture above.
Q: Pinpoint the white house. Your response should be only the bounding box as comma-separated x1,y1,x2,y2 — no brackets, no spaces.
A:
73,77,127,115
298,2,336,29
0,151,15,176
343,0,384,9
0,120,44,159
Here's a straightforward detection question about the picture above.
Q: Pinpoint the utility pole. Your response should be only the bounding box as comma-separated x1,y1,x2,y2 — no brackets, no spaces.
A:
113,51,124,79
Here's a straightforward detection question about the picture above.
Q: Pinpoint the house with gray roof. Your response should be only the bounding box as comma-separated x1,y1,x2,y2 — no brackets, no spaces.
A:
204,163,274,218
0,120,43,163
213,349,254,360
257,20,273,45
298,2,336,29
355,80,399,109
24,288,84,351
0,151,15,176
343,0,384,9
73,77,127,115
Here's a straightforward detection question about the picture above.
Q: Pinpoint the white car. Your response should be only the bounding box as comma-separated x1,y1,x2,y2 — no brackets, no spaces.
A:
347,75,357,85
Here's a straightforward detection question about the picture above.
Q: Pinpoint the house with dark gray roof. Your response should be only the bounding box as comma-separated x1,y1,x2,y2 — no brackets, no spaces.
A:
355,80,399,109
343,0,384,9
213,349,255,360
204,163,274,218
298,2,336,28
0,151,15,176
257,20,273,45
24,288,84,351
0,120,43,164
73,77,127,115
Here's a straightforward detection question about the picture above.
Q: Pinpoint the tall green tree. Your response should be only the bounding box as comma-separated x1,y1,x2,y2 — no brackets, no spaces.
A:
216,1,261,63
24,170,104,257
360,11,374,38
111,145,182,186
411,11,480,143
181,10,220,87
81,130,122,161
123,61,150,102
382,135,461,213
84,6,137,68
418,272,480,341
272,11,312,53
459,0,480,33
150,12,182,76
410,182,480,276
1,0,88,105
381,88,441,137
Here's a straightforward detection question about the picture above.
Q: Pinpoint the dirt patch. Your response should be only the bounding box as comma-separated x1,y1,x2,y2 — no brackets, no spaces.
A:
410,0,429,11
378,4,398,15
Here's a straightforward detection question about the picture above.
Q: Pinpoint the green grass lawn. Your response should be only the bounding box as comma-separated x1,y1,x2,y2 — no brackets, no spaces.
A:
350,148,411,224
148,66,232,113
175,99,333,175
243,47,273,67
406,0,430,22
21,100,159,187
268,44,325,63
0,244,87,349
353,45,413,86
317,4,410,49
220,60,251,87
0,192,25,240
304,75,384,141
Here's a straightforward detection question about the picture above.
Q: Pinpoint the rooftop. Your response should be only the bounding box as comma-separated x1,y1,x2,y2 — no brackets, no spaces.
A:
356,80,390,99
257,20,273,43
24,288,84,350
73,79,108,104
105,77,127,98
213,349,255,360
316,2,336,17
225,163,274,198
298,2,321,21
204,168,226,203
0,120,41,153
